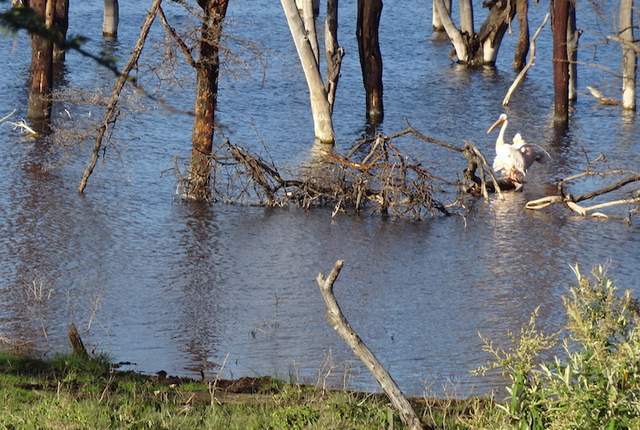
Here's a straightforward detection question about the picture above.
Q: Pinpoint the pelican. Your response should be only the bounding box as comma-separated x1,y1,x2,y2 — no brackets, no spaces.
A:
487,114,549,188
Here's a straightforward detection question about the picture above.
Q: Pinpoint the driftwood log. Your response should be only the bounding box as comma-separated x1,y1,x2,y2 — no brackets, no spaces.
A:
316,260,423,430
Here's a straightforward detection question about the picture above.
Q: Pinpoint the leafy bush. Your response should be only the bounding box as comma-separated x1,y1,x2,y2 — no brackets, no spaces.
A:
470,266,640,430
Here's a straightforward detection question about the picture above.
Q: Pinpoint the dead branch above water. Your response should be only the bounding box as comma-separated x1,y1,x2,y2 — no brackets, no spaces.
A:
185,125,511,220
316,260,423,430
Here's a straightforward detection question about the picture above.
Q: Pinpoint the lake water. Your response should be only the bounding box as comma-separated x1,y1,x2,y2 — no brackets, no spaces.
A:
0,1,638,397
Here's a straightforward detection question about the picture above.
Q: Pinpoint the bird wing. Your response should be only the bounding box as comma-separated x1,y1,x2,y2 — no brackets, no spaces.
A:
512,133,527,149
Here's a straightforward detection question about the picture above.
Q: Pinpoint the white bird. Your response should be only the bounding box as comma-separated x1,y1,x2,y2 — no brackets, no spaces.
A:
487,114,549,187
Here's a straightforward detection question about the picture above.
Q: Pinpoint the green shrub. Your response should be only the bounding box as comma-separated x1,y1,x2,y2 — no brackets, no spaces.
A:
470,266,640,430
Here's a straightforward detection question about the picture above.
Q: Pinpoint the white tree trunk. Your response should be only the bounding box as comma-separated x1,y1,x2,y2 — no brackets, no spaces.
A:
458,0,474,34
432,0,451,31
302,0,320,64
620,0,636,110
295,0,319,16
103,0,119,37
434,0,467,61
567,4,578,101
281,0,335,144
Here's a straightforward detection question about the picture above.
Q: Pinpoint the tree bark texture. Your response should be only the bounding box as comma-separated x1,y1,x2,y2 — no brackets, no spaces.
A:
432,0,451,32
513,0,529,71
620,0,636,110
281,0,335,144
552,0,570,121
302,0,319,64
325,0,344,113
27,0,54,121
53,0,68,62
316,261,423,430
103,0,119,37
357,0,384,124
458,0,474,35
189,0,229,200
567,1,578,101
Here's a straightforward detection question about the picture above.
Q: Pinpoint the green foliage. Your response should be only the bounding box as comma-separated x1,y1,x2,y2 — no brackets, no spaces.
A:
470,266,640,430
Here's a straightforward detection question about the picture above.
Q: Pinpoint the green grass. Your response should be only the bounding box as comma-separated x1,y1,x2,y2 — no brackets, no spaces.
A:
0,352,473,429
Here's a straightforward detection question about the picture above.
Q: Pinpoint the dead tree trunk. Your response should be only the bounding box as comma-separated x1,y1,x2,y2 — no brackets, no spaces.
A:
435,0,516,66
325,0,344,113
53,0,69,62
357,0,384,124
188,0,229,200
513,0,529,71
103,0,119,37
621,0,636,110
458,0,474,35
27,0,54,121
281,0,336,144
316,261,423,430
432,0,451,32
567,1,578,101
552,0,570,122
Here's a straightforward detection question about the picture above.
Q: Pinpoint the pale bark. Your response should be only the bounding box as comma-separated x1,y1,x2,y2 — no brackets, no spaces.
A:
302,0,319,64
316,261,423,430
458,0,474,35
567,2,578,101
78,0,162,193
621,0,636,110
434,0,468,60
503,13,550,106
103,0,119,37
325,0,344,113
295,0,319,16
432,0,451,31
281,0,335,143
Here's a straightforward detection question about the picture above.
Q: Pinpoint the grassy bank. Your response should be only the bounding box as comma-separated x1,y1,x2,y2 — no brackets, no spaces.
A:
2,266,639,429
0,352,476,429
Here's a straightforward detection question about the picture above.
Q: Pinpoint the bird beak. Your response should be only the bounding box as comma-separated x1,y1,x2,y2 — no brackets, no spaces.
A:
487,117,504,134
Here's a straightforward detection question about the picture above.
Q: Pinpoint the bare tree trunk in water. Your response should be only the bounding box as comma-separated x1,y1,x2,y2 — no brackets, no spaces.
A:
325,0,344,113
281,0,335,144
53,0,68,62
621,0,636,110
552,0,569,121
103,0,119,37
188,0,229,200
435,0,515,65
432,0,451,32
27,0,54,121
357,0,383,124
295,0,319,16
567,1,578,101
458,0,473,35
513,0,529,71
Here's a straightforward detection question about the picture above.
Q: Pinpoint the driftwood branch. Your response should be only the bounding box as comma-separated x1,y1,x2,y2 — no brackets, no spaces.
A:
503,13,549,106
78,0,162,193
586,86,620,105
316,260,423,430
526,168,640,221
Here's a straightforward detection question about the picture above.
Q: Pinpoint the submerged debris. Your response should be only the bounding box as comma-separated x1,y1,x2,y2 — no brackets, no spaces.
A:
176,125,515,220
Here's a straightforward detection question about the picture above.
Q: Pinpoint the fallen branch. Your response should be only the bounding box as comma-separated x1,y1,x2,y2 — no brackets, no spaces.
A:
316,260,423,430
78,0,162,193
0,109,16,124
586,86,620,106
503,13,550,106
